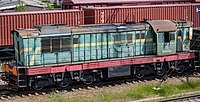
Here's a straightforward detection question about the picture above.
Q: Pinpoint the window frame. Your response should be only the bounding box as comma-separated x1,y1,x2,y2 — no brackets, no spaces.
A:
113,34,120,44
164,32,170,43
52,37,61,52
61,37,71,52
127,33,133,43
41,37,51,53
41,36,76,53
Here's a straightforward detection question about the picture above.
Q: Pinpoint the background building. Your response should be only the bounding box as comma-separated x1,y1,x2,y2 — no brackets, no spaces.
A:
0,0,48,12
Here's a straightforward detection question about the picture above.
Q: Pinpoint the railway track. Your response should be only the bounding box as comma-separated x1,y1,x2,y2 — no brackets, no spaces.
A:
0,72,199,101
158,94,200,102
0,75,155,100
0,75,163,100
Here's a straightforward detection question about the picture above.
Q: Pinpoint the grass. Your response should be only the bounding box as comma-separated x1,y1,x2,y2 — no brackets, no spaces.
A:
45,79,200,102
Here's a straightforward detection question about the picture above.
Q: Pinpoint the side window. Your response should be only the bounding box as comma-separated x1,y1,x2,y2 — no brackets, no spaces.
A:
163,32,175,43
73,37,79,44
127,34,132,43
164,32,170,42
140,33,145,39
136,33,140,39
42,36,73,53
62,37,71,51
52,37,61,52
121,34,126,43
41,38,51,53
113,34,120,44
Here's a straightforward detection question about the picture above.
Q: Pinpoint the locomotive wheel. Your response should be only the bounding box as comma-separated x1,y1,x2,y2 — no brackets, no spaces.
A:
176,65,185,74
59,78,71,88
83,74,94,85
32,78,45,90
156,69,165,76
135,68,145,79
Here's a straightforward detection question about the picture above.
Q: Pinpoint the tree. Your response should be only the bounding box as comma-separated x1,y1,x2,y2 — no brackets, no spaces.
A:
16,0,26,11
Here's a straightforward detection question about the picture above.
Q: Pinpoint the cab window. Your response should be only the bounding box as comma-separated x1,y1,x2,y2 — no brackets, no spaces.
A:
164,32,175,43
164,32,170,42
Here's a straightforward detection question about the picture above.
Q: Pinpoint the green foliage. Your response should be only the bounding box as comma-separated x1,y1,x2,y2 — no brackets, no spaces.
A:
47,4,55,10
47,3,61,10
176,81,198,90
47,94,67,102
96,80,200,102
44,79,200,102
16,0,26,11
16,5,26,11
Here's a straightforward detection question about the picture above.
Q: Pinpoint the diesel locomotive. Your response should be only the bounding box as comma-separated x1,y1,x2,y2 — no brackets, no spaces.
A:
1,20,197,90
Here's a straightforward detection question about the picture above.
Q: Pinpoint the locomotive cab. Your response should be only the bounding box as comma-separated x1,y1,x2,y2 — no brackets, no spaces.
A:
148,20,177,55
148,20,192,55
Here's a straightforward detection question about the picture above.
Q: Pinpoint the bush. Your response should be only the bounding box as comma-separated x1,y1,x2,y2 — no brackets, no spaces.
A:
47,4,55,10
16,5,26,11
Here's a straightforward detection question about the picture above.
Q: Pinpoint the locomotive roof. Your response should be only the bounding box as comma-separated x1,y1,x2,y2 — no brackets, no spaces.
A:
147,20,177,33
13,22,149,38
13,20,192,38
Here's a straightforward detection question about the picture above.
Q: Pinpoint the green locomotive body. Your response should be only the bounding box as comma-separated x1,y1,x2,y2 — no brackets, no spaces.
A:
13,20,192,67
2,20,195,90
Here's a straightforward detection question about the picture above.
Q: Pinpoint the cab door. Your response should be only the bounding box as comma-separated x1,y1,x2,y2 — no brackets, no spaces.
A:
157,32,176,55
182,28,191,51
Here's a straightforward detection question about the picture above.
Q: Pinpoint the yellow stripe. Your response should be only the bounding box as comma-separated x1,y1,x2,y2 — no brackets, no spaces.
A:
74,38,153,47
15,48,32,54
29,47,40,66
21,38,153,52
15,48,18,54
21,38,153,65
20,48,32,54
108,42,113,45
